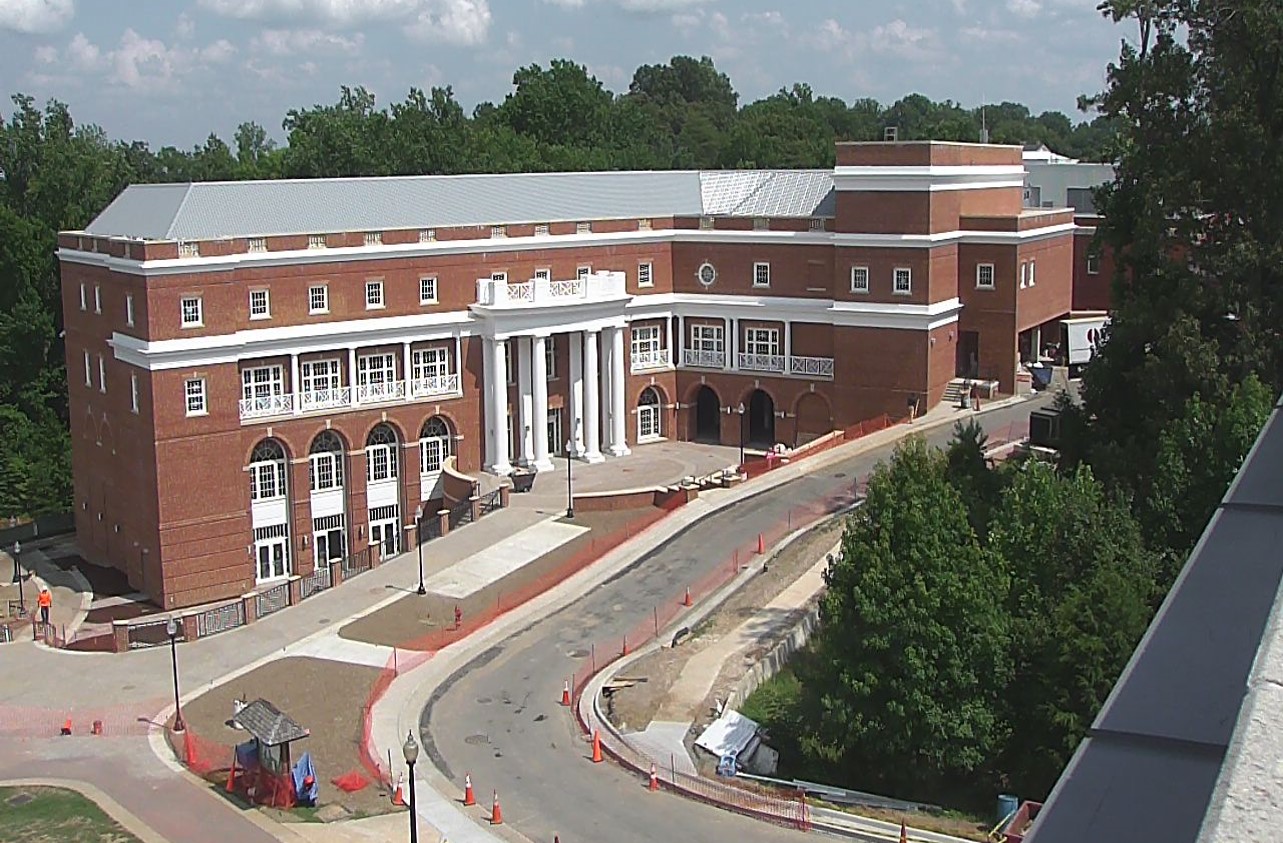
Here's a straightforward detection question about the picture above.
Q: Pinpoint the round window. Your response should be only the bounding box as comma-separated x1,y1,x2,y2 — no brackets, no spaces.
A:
697,262,717,287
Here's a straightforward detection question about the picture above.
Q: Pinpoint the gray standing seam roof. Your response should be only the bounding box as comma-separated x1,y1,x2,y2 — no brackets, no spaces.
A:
1027,398,1283,843
81,169,835,241
230,698,310,747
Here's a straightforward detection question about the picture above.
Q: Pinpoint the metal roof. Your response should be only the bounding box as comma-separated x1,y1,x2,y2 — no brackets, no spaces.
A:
230,698,310,747
81,169,835,241
1027,397,1283,843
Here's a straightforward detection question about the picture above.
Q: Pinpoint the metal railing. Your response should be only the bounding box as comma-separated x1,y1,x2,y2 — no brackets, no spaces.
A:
355,380,406,405
479,489,503,517
238,392,293,420
409,373,461,399
788,355,835,379
682,349,726,369
737,353,786,373
297,386,351,412
630,349,671,372
127,616,181,649
194,602,245,638
341,545,376,579
255,581,290,618
299,565,331,600
475,271,627,307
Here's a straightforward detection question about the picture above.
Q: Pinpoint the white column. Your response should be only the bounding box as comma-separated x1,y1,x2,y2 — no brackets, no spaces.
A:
531,335,553,471
784,321,792,372
402,341,413,396
582,331,604,463
1032,325,1043,362
599,328,613,450
482,337,495,465
290,353,301,415
724,317,733,370
453,333,463,394
664,317,674,368
568,332,585,458
348,347,359,407
487,338,513,475
676,315,684,367
608,326,630,457
517,336,534,467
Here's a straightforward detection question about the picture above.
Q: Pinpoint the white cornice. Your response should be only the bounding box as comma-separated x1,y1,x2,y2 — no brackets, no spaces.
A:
57,222,1078,278
833,164,1027,193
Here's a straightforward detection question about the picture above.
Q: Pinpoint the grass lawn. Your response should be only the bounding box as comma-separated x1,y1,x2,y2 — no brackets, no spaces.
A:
0,786,140,843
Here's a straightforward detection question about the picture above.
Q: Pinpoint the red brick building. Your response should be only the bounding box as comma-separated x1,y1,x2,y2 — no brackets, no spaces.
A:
58,141,1084,609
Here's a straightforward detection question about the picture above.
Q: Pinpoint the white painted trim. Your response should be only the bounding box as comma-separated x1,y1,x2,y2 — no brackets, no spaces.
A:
833,164,1027,193
57,221,1078,277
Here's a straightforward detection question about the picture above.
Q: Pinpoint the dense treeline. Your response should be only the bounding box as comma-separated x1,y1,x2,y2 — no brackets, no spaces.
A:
745,0,1283,810
0,55,1115,519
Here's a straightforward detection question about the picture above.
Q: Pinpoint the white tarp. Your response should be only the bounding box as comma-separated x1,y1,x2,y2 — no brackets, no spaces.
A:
695,710,760,759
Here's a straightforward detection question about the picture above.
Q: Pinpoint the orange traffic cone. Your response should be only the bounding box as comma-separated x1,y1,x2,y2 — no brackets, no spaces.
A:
621,636,629,656
683,587,692,607
463,773,476,806
900,820,908,843
392,773,406,806
60,717,72,736
592,729,603,763
490,791,503,825
648,762,659,791
757,533,765,554
561,680,571,707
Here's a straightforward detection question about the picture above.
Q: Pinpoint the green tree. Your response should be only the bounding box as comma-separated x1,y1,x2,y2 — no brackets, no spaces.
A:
806,437,1011,798
944,419,1004,540
496,60,613,149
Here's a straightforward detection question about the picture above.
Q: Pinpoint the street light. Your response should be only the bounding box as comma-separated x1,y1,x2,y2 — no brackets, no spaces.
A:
10,540,17,583
402,730,420,843
735,402,746,467
413,504,426,595
11,541,24,613
565,439,575,519
166,616,185,732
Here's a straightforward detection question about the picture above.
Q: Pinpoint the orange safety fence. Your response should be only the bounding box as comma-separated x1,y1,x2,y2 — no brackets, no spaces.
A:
167,724,299,809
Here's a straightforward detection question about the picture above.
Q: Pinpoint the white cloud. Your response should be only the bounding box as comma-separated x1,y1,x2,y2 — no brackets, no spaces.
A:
961,26,1021,43
33,44,58,63
175,12,196,40
200,39,238,63
252,28,364,55
1007,0,1041,18
200,0,491,42
0,0,73,34
870,19,936,58
67,31,99,69
405,0,491,45
40,29,239,93
543,0,709,11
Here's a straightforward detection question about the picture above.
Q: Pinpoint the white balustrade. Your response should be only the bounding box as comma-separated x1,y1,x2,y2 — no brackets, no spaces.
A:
239,392,293,420
737,353,786,373
630,348,671,372
682,349,726,369
355,380,406,405
788,355,835,379
475,271,627,307
410,373,461,399
297,387,351,412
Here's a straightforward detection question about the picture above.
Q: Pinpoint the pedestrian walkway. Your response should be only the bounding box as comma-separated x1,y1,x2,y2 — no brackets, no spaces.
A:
289,633,396,668
628,721,698,775
419,517,589,598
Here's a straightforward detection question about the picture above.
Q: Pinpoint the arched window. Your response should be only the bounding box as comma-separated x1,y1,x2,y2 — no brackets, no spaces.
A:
249,438,288,501
420,416,453,476
638,387,662,441
308,431,344,492
366,423,399,483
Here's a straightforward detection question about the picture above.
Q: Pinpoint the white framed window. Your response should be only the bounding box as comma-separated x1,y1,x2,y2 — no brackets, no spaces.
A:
365,280,384,309
534,267,551,282
577,265,591,280
309,284,329,314
545,336,557,379
546,409,563,458
490,271,508,284
178,241,200,258
1020,262,1028,289
419,228,435,242
699,216,714,231
893,267,912,295
364,231,382,246
184,378,207,416
976,264,995,289
249,289,270,320
850,266,870,293
180,296,203,328
1028,259,1036,286
1087,252,1101,275
753,262,771,288
356,353,396,388
534,223,549,237
691,324,724,352
576,222,591,234
301,358,341,393
79,283,87,311
249,460,286,502
491,225,507,239
420,417,451,476
637,386,662,441
638,262,654,288
93,284,102,314
309,450,343,492
97,355,106,393
753,217,768,231
241,366,284,402
308,234,327,249
130,374,139,414
809,218,825,232
412,347,450,381
419,276,438,305
631,325,661,361
366,425,399,483
638,218,652,231
744,327,780,356
126,293,135,327
83,351,92,387
248,237,267,253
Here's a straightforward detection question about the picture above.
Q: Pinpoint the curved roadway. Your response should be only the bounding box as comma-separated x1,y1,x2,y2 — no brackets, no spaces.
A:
422,400,1043,843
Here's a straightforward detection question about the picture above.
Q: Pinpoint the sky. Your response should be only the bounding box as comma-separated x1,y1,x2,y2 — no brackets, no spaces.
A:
0,0,1127,149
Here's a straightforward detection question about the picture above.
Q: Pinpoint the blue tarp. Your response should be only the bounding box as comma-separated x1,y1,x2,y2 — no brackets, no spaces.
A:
292,751,318,806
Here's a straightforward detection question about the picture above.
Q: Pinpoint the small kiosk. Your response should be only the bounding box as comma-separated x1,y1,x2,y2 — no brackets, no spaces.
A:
228,699,311,809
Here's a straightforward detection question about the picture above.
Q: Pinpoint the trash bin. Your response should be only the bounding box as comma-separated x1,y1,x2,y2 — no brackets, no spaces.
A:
997,794,1020,827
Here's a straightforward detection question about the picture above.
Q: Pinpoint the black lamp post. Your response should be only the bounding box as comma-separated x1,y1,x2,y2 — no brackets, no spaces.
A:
565,438,575,519
166,616,185,732
413,504,426,595
735,402,746,466
9,540,17,583
11,541,24,613
402,731,420,843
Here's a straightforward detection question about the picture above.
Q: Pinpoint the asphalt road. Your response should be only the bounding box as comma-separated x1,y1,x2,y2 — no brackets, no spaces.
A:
421,399,1045,843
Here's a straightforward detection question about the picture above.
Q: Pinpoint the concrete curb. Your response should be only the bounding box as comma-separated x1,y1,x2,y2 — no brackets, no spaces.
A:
0,777,171,843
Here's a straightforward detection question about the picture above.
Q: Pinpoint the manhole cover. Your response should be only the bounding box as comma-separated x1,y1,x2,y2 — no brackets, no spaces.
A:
318,618,331,625
567,648,589,658
464,734,490,745
6,794,33,807
833,472,847,479
476,697,493,705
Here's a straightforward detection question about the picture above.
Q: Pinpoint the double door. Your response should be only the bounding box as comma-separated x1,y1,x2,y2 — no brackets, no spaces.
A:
256,536,290,582
369,511,400,560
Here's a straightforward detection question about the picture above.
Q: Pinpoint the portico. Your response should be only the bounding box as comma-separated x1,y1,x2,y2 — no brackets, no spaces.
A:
472,271,633,475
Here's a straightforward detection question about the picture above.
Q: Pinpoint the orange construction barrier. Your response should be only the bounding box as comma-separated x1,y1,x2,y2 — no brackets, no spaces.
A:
592,730,603,763
491,791,503,825
683,587,692,607
648,762,659,792
60,718,71,736
463,773,476,806
757,533,765,554
561,680,571,707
